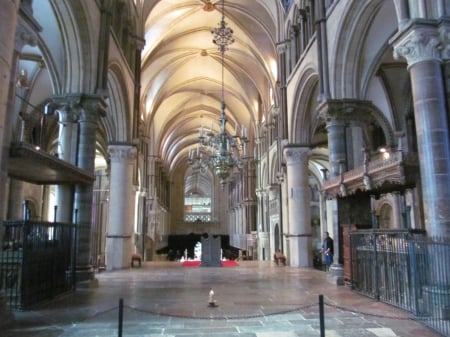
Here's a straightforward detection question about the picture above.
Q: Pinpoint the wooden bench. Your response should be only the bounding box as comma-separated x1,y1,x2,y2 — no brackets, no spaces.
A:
131,253,142,267
274,253,286,265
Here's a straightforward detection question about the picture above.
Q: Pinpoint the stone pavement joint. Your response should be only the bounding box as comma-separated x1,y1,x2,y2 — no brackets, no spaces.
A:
2,261,444,337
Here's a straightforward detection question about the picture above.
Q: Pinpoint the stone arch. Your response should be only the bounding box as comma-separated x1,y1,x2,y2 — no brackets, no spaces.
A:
378,202,393,229
273,223,281,252
367,103,396,149
41,1,94,94
290,67,320,144
330,0,397,99
104,63,132,142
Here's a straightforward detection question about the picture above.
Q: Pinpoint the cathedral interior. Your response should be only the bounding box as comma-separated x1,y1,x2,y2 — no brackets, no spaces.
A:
0,0,449,335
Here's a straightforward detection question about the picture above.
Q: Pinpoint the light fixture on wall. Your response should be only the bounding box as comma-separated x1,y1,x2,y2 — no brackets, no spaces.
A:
188,0,249,187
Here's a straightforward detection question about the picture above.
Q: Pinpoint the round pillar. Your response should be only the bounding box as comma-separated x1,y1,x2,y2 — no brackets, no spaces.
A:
393,26,450,237
283,145,312,267
106,144,137,270
326,119,347,177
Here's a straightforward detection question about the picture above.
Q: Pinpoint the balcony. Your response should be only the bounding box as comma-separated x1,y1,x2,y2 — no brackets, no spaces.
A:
7,142,95,185
323,151,420,198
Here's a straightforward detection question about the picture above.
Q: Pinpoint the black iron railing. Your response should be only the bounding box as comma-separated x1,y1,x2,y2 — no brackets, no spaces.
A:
349,229,449,336
0,220,75,309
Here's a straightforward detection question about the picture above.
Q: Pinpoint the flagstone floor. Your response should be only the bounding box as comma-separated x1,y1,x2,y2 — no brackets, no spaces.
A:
2,261,445,337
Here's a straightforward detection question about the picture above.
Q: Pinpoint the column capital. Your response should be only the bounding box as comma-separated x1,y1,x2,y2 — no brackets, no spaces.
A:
283,145,310,166
317,99,375,123
276,40,290,53
52,94,107,121
392,23,441,66
439,21,450,60
49,98,79,123
15,3,42,51
108,144,137,163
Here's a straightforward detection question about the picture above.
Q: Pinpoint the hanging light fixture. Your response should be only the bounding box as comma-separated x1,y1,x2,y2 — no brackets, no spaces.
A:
188,0,249,187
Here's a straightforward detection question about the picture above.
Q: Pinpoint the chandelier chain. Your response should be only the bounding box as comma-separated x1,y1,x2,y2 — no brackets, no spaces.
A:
188,0,249,187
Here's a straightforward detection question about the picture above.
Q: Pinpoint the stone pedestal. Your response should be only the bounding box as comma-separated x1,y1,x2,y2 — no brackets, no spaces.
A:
327,264,345,286
201,235,222,267
0,292,13,328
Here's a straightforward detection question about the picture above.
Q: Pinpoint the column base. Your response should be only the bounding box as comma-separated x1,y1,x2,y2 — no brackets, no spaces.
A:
0,291,14,328
66,265,96,288
76,278,99,289
327,263,345,286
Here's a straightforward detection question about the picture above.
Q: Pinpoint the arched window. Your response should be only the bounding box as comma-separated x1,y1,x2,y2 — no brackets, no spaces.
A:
378,203,392,229
184,170,213,222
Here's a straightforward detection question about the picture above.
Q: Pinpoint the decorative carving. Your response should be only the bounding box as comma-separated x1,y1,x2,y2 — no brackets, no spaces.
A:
283,146,310,165
108,145,137,162
323,151,419,198
318,99,395,148
393,29,441,65
440,23,450,60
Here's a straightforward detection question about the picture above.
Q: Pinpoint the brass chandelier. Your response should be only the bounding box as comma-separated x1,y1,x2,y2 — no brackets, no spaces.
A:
188,0,249,187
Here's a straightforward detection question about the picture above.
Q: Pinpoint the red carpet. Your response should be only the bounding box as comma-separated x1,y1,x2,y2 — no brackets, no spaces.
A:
181,260,239,267
221,260,239,267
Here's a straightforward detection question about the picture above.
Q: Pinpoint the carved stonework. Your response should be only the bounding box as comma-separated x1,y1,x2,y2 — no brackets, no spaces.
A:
276,40,289,53
15,23,38,51
393,28,441,65
440,23,450,60
323,151,420,198
317,99,395,148
15,1,42,52
108,145,137,163
283,146,310,165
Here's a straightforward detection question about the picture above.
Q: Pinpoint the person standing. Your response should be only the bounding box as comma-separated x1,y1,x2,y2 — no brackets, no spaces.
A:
322,231,334,271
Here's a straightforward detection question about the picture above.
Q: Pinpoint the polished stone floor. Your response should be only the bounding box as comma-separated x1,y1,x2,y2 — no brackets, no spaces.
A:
2,261,444,337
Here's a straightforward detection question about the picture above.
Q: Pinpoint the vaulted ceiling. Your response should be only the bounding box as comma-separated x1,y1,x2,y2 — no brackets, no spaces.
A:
12,0,281,191
140,0,279,178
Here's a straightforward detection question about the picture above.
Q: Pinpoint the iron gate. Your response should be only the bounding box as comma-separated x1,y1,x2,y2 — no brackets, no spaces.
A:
349,229,449,336
1,220,75,309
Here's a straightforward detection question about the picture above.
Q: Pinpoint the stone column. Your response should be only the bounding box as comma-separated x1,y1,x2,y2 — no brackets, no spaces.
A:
54,105,78,222
392,24,450,237
255,188,264,259
73,97,106,282
242,159,256,232
255,188,264,232
392,191,403,229
106,144,137,270
0,0,39,221
325,119,347,177
0,2,39,325
283,145,311,267
0,0,17,222
7,179,23,220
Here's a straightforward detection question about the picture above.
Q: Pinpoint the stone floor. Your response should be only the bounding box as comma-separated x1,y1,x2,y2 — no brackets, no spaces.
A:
2,261,445,337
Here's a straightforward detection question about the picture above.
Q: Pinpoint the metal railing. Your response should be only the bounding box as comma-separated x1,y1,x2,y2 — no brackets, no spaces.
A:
0,220,75,309
349,229,449,336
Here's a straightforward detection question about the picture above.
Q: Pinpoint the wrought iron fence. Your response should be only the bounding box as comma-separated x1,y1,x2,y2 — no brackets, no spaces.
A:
0,220,75,309
349,229,449,336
